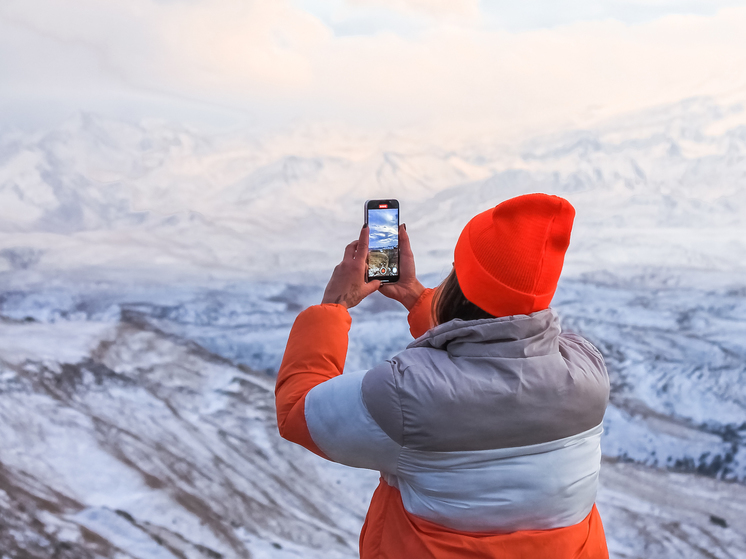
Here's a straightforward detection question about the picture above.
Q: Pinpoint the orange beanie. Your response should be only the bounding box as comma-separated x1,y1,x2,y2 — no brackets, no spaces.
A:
453,193,575,318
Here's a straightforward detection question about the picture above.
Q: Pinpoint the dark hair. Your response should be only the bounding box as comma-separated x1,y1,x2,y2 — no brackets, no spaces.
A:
432,269,495,325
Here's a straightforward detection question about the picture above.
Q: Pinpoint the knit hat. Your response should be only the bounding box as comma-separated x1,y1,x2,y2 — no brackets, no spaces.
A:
453,193,575,318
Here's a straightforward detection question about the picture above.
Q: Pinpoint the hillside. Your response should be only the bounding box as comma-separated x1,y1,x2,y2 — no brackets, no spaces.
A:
0,97,744,282
0,300,744,558
1,96,745,557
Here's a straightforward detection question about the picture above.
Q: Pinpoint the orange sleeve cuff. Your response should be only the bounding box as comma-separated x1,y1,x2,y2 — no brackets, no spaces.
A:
407,288,435,339
275,304,351,458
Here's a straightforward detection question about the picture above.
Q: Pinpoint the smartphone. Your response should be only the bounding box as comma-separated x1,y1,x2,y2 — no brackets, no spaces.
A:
364,199,400,283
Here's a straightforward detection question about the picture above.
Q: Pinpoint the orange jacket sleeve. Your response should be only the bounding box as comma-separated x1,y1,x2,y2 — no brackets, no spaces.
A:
407,288,435,339
275,303,351,459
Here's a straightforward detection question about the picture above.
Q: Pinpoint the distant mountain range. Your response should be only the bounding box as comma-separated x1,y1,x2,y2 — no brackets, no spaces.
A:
0,96,744,283
1,97,745,557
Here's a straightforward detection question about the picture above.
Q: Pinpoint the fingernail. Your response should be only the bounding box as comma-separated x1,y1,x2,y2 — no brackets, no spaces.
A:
403,223,407,231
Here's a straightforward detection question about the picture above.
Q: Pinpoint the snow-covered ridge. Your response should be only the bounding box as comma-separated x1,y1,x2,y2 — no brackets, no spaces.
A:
0,308,378,558
0,279,745,558
1,96,745,281
1,275,744,483
555,279,746,482
1,96,745,557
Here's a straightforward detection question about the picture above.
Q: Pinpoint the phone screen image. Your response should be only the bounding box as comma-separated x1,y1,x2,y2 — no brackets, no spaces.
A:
366,200,399,283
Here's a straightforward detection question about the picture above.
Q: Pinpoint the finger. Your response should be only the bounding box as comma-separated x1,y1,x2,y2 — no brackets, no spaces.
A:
377,282,394,294
358,225,369,253
343,240,358,260
361,279,381,297
399,224,412,256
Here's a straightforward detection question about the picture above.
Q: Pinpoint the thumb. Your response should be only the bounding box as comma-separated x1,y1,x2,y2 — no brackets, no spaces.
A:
399,224,415,260
361,280,381,298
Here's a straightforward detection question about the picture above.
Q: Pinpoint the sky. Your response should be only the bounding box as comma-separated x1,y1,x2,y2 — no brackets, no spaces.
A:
368,208,399,249
2,1,746,138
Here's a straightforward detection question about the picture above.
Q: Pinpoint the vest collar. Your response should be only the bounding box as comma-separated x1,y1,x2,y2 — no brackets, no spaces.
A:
408,308,561,358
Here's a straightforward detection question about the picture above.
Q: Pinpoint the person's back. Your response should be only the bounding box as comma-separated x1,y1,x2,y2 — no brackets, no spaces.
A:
276,193,610,558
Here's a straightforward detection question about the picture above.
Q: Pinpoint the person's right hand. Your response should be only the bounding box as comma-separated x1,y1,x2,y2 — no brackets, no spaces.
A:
379,224,425,311
322,226,381,309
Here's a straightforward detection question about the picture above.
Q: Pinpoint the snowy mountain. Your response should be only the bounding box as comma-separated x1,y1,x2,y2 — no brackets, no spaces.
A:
556,279,746,482
0,282,745,558
1,97,746,557
0,308,378,558
1,96,745,281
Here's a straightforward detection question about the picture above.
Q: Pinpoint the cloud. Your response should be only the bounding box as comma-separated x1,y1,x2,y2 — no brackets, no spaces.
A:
368,208,398,248
0,0,328,99
369,225,398,248
480,1,746,30
3,0,746,137
346,0,479,18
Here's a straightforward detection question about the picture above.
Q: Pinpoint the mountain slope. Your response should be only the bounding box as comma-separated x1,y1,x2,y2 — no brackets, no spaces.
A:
0,312,378,558
1,97,745,281
1,305,745,558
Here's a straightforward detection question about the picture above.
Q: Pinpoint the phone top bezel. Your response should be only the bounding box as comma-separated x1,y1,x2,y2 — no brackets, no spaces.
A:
365,199,399,221
364,199,400,283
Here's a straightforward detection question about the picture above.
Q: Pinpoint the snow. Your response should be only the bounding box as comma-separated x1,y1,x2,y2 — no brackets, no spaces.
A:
1,97,745,557
597,459,746,558
0,291,743,556
74,508,181,559
0,320,115,363
0,97,745,284
0,314,378,557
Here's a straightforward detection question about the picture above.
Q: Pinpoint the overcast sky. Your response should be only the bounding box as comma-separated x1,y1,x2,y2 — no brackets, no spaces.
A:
2,0,746,136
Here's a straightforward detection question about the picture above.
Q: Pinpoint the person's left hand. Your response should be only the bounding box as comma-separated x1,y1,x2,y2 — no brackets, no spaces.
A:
321,226,381,309
379,224,424,311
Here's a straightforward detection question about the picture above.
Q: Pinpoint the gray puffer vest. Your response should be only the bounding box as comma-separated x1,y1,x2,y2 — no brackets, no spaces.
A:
304,308,610,532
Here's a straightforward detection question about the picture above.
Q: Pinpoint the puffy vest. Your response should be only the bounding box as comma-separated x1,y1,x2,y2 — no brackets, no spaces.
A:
276,289,610,558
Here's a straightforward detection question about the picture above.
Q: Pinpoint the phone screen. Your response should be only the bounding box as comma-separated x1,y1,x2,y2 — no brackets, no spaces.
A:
366,200,399,283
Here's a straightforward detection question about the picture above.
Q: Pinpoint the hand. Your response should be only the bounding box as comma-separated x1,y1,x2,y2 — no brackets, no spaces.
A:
379,224,425,311
321,226,381,309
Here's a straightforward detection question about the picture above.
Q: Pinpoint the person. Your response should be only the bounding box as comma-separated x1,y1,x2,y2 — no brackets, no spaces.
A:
275,193,610,558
